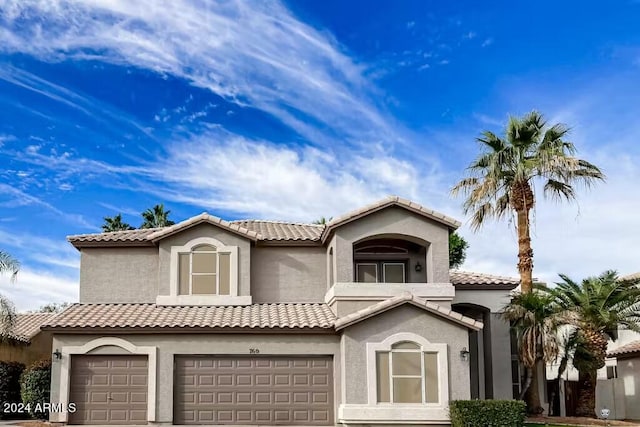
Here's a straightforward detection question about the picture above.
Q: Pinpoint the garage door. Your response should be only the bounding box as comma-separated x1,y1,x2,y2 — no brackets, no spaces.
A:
174,356,333,425
69,355,148,425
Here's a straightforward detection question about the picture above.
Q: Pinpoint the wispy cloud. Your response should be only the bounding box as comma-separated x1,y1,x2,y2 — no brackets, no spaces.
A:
0,0,406,150
0,268,78,311
0,183,95,229
481,38,494,47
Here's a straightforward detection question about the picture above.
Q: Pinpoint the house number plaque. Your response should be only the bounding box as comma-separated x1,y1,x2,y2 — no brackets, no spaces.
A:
249,348,260,354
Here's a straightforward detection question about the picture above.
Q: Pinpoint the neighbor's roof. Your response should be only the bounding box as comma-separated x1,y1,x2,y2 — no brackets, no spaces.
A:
334,292,483,331
608,340,640,358
67,196,460,247
621,272,640,282
449,270,520,290
321,196,460,242
42,303,336,331
4,312,56,343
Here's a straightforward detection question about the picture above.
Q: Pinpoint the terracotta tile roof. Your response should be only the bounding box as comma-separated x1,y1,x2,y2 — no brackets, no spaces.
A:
147,213,260,242
67,228,159,245
621,272,640,282
608,340,640,358
42,303,336,330
321,196,460,242
231,220,323,241
334,292,483,331
4,312,56,343
450,270,520,289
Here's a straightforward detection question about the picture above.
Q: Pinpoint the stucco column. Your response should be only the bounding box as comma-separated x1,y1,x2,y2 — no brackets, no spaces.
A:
157,349,174,423
490,313,514,399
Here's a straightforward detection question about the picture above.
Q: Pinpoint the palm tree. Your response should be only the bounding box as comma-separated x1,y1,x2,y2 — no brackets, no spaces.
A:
451,111,605,293
502,290,560,413
141,204,175,229
0,251,19,339
0,251,20,282
312,216,332,225
544,271,640,417
101,214,134,232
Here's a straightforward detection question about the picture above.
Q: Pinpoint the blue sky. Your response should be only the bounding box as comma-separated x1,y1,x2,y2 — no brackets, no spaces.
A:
1,0,640,310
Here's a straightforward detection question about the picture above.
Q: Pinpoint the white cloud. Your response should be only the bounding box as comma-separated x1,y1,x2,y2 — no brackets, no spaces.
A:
481,38,494,47
143,130,437,221
0,0,406,150
0,268,78,311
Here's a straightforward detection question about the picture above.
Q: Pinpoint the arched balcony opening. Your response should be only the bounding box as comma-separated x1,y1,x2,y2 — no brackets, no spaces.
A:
353,235,429,284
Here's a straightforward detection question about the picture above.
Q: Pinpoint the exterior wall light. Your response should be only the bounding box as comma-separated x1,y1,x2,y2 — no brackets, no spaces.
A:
460,347,470,361
53,349,62,360
415,262,423,272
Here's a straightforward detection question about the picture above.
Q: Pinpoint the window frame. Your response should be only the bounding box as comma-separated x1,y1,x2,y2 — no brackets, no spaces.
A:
354,261,408,283
180,245,232,296
366,333,448,407
167,236,240,302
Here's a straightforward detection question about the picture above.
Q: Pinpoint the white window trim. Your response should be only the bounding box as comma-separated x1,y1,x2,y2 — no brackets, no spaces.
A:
339,333,450,424
366,332,448,407
53,337,157,423
157,236,251,306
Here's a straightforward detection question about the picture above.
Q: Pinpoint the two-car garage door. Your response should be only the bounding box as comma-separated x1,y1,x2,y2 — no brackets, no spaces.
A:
174,356,334,425
68,355,333,425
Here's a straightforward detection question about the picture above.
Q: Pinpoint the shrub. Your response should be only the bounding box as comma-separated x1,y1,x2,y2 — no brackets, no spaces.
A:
449,399,527,427
20,360,51,420
0,361,26,419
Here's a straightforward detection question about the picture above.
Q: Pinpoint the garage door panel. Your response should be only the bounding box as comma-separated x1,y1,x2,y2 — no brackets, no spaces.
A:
175,356,333,425
69,355,148,425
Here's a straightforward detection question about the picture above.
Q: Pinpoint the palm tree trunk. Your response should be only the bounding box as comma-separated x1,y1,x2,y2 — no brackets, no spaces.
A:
523,363,544,414
516,207,534,293
575,369,597,418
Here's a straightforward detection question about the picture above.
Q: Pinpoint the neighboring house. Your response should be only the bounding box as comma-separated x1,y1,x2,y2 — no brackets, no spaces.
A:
0,312,55,366
43,196,520,426
546,272,640,420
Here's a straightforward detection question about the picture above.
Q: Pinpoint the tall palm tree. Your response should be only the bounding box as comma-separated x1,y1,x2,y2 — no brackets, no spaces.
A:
502,290,560,413
544,271,640,417
0,251,19,338
451,111,605,293
101,214,134,232
141,204,175,229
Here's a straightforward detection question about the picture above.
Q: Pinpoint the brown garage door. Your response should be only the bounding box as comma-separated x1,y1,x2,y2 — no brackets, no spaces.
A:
174,356,333,425
69,355,148,425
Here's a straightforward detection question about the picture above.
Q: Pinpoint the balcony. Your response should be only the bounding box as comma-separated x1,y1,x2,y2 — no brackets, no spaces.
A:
325,282,455,305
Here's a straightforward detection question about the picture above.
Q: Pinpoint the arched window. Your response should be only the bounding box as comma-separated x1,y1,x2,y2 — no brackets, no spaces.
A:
178,244,231,295
376,341,439,403
368,333,447,406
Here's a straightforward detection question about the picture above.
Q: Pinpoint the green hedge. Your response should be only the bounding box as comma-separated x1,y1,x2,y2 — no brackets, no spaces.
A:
20,360,51,420
0,361,26,419
450,399,527,427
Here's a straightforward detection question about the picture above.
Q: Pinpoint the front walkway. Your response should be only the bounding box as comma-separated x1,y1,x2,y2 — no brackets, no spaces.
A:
528,416,640,426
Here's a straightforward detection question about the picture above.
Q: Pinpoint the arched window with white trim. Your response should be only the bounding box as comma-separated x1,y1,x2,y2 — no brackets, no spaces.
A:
367,333,448,407
178,244,231,295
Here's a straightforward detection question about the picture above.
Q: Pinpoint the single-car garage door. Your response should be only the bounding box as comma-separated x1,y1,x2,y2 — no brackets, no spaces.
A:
69,355,148,425
174,356,333,425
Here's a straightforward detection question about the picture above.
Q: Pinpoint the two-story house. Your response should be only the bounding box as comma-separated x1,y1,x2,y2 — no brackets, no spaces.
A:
44,196,519,426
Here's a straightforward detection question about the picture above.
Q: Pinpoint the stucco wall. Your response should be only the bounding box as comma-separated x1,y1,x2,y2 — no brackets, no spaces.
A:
489,313,514,399
157,223,251,297
618,356,640,420
251,246,327,303
79,247,158,303
452,289,512,313
332,207,450,284
50,333,341,424
0,332,52,366
341,305,471,405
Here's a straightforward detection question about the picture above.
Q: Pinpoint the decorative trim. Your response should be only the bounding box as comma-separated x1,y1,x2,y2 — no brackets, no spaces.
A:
338,404,449,424
325,283,456,304
164,236,243,306
156,295,252,305
55,337,157,423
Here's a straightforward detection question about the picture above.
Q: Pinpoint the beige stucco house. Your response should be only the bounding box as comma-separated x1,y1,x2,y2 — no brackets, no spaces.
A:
44,196,520,426
0,312,55,366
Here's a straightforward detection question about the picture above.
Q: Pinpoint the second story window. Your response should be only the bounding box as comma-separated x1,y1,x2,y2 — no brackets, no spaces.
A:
178,244,231,296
